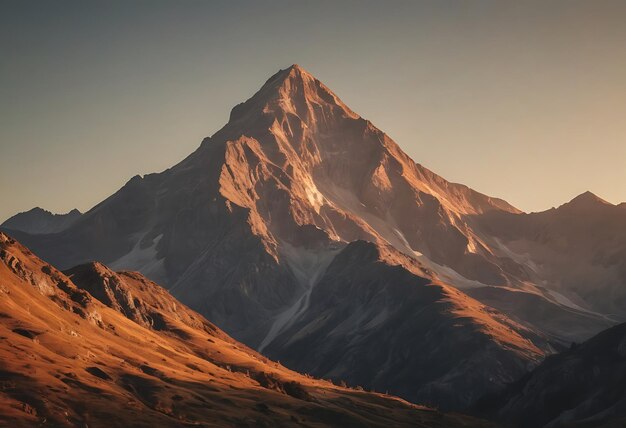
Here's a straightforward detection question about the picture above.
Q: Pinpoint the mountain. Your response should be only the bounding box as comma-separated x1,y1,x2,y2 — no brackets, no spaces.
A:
262,240,546,410
0,232,493,427
64,261,215,333
1,64,618,408
475,191,626,319
476,322,626,428
1,207,81,234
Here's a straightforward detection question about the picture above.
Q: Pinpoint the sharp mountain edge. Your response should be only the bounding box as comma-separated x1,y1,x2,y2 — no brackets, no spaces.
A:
2,64,623,410
2,207,82,235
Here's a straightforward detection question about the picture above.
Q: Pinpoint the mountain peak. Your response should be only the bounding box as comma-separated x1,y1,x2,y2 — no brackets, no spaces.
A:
562,191,613,209
225,64,359,128
284,63,306,74
1,206,82,234
272,63,313,82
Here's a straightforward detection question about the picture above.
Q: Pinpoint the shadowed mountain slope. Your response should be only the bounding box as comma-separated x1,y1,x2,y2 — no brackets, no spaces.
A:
475,322,626,428
0,232,491,427
263,240,546,410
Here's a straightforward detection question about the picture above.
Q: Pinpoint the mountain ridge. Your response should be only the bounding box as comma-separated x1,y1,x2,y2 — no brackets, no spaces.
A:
1,64,621,410
1,207,82,234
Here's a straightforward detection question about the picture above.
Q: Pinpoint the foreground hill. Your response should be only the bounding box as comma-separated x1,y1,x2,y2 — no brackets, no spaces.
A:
0,232,487,427
475,322,626,427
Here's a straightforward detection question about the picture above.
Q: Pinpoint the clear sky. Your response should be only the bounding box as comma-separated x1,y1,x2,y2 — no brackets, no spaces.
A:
2,0,625,222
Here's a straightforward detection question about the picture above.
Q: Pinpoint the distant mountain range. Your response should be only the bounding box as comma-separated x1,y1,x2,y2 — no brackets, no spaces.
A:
2,64,624,414
2,207,81,234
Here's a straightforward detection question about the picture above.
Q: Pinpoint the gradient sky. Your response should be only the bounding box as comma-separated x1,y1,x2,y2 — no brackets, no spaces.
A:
2,0,626,222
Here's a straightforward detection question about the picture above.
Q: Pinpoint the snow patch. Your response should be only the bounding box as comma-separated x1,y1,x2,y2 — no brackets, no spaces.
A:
258,242,340,352
546,290,589,313
493,238,539,273
392,228,422,256
322,181,488,290
110,233,166,284
390,227,485,289
424,259,487,289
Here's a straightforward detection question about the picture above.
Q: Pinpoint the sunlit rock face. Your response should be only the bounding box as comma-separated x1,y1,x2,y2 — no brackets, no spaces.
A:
2,65,620,409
